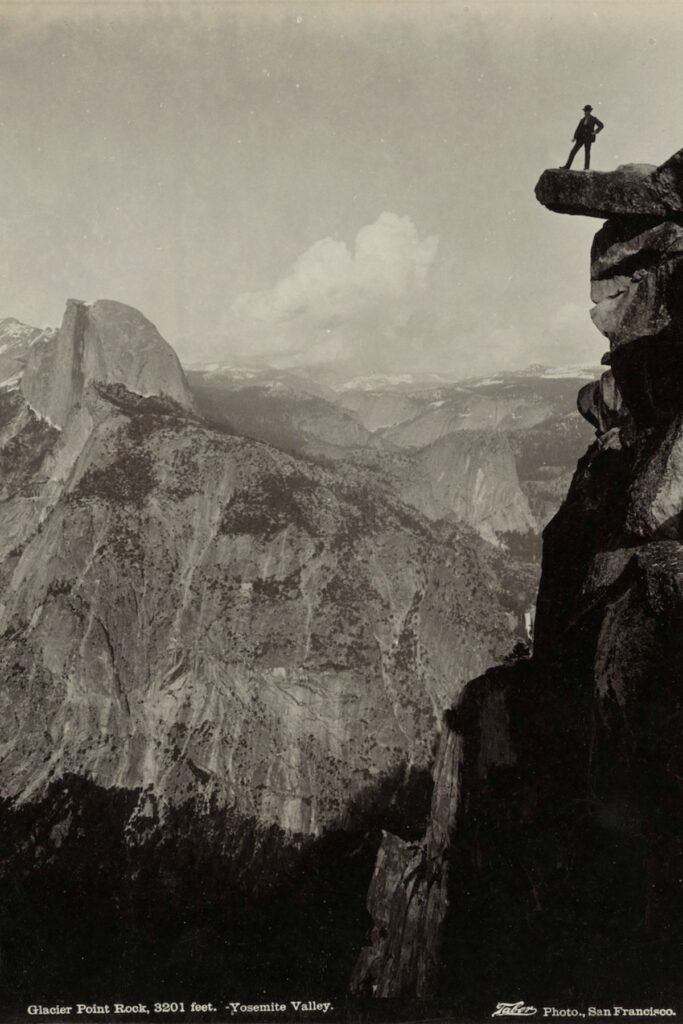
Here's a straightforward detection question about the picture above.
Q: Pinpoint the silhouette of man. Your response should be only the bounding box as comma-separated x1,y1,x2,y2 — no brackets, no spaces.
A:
563,105,604,169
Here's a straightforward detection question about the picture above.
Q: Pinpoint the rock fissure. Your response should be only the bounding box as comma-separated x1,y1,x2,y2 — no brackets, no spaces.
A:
96,616,131,718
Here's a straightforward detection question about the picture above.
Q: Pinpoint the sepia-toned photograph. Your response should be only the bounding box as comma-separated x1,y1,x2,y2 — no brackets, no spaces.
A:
1,0,683,1021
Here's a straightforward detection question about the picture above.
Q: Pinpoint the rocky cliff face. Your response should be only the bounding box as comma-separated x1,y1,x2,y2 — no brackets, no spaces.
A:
22,299,194,429
350,722,465,998
412,431,536,542
0,298,524,1001
534,152,683,218
353,148,683,1007
348,431,538,546
0,317,53,387
352,659,532,1001
2,303,518,832
0,397,510,833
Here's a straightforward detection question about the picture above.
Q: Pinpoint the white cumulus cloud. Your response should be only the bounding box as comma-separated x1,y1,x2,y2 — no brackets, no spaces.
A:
224,212,438,366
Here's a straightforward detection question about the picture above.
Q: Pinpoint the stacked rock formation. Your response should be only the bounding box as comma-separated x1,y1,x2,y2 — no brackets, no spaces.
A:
352,149,683,1005
537,157,683,428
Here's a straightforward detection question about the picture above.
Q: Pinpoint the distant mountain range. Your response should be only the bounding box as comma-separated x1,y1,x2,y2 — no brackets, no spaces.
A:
187,360,596,553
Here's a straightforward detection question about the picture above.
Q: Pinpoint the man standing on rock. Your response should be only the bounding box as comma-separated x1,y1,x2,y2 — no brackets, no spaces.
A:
562,105,604,169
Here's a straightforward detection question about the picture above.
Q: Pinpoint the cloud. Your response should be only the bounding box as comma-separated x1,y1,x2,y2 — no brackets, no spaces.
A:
224,212,438,366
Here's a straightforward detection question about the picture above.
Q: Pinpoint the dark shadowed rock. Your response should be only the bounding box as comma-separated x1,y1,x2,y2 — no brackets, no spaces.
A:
650,148,683,209
536,151,683,220
351,725,464,998
590,221,683,345
590,219,683,424
535,163,662,218
354,142,683,1008
535,153,683,220
591,219,683,280
577,370,633,444
351,664,524,999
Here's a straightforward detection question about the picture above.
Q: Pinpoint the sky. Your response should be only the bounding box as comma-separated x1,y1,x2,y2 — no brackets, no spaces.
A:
2,0,683,377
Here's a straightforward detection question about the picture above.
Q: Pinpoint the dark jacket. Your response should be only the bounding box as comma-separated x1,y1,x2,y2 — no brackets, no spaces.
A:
574,114,604,143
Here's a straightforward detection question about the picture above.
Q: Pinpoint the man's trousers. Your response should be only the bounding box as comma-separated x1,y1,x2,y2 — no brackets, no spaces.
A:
564,140,592,169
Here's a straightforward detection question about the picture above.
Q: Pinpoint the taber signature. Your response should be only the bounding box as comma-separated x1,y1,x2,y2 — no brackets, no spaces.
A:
493,1002,539,1017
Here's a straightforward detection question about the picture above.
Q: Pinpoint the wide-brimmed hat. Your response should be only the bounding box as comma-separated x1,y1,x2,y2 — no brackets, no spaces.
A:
583,104,593,111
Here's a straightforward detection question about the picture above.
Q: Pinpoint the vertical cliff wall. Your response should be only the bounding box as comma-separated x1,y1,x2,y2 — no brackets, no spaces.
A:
352,148,683,1006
